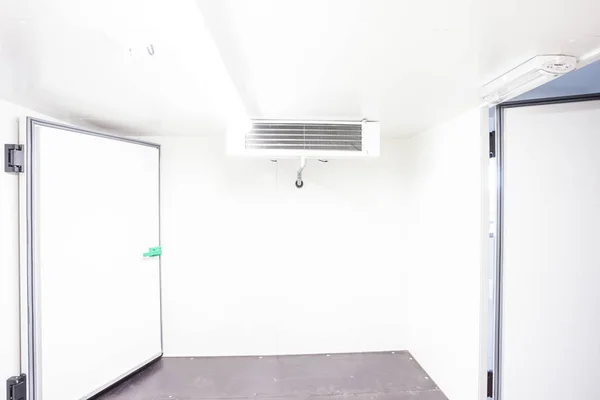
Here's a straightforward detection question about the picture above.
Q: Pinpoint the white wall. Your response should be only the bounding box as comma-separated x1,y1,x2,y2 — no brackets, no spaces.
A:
157,136,415,356
157,114,488,400
2,100,487,399
406,108,488,400
0,104,487,400
0,99,22,394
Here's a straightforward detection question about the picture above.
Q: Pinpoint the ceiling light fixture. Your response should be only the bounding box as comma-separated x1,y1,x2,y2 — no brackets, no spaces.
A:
481,55,578,105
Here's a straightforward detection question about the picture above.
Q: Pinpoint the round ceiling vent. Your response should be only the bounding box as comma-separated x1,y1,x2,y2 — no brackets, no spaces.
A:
541,56,578,75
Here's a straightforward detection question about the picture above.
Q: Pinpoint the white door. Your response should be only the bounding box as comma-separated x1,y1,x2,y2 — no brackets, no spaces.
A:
21,119,162,400
500,99,600,400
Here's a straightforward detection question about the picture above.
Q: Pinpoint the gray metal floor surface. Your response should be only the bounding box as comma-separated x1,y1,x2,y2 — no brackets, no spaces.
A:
95,351,448,400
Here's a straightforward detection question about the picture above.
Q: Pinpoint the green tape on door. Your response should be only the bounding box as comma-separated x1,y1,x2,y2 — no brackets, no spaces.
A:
143,246,162,257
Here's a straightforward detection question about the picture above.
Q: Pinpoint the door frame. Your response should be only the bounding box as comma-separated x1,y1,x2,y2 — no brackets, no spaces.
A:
20,118,163,400
491,93,600,400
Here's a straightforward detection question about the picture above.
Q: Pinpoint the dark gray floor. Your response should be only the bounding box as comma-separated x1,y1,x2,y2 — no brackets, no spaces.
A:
96,351,448,400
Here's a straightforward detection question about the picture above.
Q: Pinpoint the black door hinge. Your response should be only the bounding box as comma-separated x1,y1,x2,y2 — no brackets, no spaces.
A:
7,374,26,400
5,144,24,173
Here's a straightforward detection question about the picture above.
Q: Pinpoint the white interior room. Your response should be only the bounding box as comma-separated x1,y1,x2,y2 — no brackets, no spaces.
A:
1,1,600,400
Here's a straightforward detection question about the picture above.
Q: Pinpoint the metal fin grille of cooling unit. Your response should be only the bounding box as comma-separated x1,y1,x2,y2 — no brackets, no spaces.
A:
245,122,362,151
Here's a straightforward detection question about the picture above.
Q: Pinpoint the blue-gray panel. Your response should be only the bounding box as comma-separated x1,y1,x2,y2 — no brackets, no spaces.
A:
513,60,600,101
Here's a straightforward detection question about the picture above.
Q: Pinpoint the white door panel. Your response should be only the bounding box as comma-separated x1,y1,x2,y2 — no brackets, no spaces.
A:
23,120,161,400
501,100,600,400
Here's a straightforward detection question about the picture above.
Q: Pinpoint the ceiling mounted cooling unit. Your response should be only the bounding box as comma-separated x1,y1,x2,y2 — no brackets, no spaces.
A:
228,119,380,189
228,119,380,158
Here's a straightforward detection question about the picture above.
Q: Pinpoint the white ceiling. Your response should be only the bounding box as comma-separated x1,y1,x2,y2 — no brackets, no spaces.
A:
1,0,599,136
0,0,247,135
